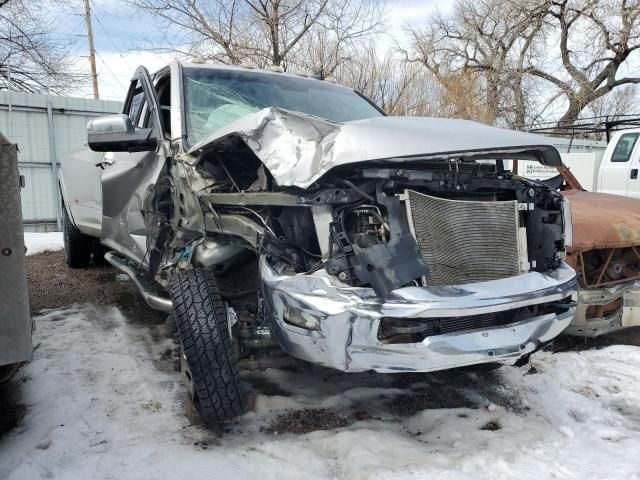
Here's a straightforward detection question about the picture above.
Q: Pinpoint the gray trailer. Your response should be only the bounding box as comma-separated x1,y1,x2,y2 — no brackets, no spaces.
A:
0,132,32,381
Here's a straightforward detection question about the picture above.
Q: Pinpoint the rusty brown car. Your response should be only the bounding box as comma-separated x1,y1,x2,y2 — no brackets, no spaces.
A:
549,167,640,336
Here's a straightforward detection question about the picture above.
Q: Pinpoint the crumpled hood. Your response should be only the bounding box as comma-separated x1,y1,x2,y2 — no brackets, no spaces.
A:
562,189,640,252
187,107,562,188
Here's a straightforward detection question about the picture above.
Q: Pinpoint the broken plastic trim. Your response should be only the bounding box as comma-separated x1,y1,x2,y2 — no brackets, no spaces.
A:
350,188,427,297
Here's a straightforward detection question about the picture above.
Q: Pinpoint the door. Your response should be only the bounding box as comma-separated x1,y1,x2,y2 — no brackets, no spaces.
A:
100,66,168,265
628,137,640,199
598,130,640,197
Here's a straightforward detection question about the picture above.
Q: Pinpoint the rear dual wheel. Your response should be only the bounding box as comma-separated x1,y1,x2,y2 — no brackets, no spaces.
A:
62,208,107,268
62,208,93,268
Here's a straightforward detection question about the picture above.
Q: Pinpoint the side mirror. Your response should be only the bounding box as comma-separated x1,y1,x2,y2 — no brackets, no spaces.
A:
87,114,157,152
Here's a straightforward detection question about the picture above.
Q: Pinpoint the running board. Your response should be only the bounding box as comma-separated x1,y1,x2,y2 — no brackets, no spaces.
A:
104,252,174,313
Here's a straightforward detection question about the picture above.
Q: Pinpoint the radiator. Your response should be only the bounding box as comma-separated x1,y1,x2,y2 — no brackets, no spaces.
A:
404,190,524,286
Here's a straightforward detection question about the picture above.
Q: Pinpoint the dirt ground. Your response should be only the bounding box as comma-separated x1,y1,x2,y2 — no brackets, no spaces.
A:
3,250,638,440
26,251,165,325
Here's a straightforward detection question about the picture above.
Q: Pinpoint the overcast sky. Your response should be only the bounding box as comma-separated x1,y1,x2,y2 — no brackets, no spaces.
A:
51,0,452,101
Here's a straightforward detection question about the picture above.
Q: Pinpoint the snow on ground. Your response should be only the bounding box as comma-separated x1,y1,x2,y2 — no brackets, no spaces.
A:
23,232,64,256
1,303,640,479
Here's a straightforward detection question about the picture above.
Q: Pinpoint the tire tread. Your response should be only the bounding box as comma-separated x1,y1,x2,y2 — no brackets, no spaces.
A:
62,207,92,268
170,269,245,425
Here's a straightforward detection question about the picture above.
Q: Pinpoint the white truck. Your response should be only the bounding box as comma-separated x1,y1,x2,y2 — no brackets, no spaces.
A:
521,128,640,198
597,129,640,198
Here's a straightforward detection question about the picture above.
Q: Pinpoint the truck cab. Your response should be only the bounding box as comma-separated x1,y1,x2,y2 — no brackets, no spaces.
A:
598,128,640,199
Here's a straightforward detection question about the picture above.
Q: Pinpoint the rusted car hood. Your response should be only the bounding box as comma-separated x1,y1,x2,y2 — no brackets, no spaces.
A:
562,189,640,252
187,107,562,188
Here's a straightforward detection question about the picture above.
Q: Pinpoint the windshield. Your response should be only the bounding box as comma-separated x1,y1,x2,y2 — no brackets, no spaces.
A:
182,67,383,145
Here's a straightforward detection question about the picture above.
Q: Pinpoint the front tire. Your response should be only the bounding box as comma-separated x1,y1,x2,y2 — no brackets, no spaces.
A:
169,269,246,426
62,207,92,268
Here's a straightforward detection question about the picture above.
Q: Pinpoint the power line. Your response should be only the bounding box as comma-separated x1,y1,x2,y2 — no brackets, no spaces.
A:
91,9,134,71
95,50,127,90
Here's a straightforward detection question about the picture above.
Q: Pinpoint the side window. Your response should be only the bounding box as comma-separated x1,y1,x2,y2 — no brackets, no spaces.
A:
155,74,171,137
611,133,639,162
124,68,164,135
137,100,149,128
133,75,169,134
127,80,144,124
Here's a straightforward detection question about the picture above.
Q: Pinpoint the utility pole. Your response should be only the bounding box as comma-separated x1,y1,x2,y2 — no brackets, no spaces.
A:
7,31,13,141
83,0,100,99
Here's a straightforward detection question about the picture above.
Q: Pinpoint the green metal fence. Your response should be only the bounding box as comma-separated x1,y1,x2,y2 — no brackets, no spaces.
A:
0,91,121,231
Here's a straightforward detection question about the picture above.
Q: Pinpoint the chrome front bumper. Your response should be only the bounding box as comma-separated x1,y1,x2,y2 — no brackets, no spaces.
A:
564,280,640,337
261,258,578,373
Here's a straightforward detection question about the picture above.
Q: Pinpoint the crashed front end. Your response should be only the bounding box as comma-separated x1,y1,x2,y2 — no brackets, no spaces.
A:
262,260,576,372
179,110,577,372
561,190,640,337
257,172,577,372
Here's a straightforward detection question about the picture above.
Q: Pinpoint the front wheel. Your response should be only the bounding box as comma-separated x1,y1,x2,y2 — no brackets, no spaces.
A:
169,269,246,426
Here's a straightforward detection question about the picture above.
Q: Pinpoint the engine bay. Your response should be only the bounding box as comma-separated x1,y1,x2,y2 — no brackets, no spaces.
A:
193,154,568,297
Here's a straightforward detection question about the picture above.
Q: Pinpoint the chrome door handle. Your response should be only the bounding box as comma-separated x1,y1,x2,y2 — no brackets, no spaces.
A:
96,158,114,169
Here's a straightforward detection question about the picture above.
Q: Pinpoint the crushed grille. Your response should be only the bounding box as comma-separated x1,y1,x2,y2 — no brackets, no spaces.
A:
379,310,518,342
378,296,574,343
405,190,520,286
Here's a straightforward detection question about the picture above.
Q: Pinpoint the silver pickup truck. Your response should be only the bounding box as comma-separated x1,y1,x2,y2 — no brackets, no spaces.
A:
59,61,577,426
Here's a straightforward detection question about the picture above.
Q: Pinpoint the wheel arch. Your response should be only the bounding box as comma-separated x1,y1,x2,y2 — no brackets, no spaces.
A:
58,175,78,230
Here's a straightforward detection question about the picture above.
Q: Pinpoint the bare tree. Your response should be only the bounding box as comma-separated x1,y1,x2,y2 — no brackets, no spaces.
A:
127,0,247,63
129,0,384,71
404,0,548,127
334,44,446,117
294,0,386,77
524,0,640,125
404,0,640,127
0,0,80,93
245,0,331,67
584,84,639,119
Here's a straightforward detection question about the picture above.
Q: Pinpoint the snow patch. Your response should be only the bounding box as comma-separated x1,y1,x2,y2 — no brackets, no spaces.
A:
1,304,640,479
23,232,64,256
